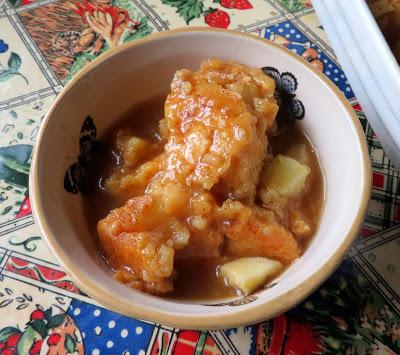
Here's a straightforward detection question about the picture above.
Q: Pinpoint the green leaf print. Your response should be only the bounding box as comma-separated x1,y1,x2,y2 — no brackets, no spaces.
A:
17,132,23,139
65,333,77,353
8,52,22,71
280,0,305,12
0,154,30,175
0,144,32,190
29,319,47,338
122,17,153,43
17,326,40,354
46,313,66,329
161,0,204,24
114,0,154,41
1,206,12,215
0,52,29,85
65,52,98,83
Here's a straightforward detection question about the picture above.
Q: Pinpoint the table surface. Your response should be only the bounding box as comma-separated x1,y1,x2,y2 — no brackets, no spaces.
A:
0,0,399,354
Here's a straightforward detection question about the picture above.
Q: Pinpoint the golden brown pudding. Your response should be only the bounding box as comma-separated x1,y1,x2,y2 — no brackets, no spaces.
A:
86,59,324,299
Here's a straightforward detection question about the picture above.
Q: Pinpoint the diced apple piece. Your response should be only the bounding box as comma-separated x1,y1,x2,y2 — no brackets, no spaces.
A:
261,155,310,198
219,257,283,295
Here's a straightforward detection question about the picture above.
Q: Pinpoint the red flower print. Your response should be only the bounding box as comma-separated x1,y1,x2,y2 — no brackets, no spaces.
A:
5,333,21,348
284,320,324,355
47,333,62,346
0,306,84,355
30,309,45,320
29,339,43,355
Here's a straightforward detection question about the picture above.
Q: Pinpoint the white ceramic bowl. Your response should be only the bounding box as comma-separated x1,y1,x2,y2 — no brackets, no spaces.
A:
30,28,371,329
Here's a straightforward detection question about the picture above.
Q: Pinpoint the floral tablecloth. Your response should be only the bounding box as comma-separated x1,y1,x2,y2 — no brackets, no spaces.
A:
0,0,399,353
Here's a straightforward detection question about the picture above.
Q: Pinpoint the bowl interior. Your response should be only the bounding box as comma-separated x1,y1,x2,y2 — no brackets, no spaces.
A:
31,29,369,328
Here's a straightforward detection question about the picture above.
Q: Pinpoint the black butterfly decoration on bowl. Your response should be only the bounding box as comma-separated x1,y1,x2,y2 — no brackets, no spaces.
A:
261,67,305,129
64,116,98,194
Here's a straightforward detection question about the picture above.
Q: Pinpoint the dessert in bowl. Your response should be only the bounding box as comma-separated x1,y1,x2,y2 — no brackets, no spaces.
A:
30,28,371,329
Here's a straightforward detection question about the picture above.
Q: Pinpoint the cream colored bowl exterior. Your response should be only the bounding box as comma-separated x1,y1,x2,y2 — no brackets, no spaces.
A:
30,28,371,329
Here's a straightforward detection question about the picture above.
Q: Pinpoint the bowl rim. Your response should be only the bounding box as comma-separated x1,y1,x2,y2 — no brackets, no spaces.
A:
30,27,372,329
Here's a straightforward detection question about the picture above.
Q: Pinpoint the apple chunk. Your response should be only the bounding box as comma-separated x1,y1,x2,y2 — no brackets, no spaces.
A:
261,155,310,198
219,257,283,295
